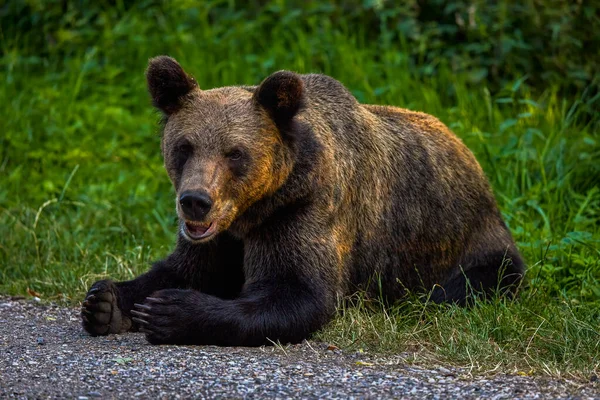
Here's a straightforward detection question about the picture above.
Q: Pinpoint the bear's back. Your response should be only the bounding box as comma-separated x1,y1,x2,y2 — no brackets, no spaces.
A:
293,76,509,297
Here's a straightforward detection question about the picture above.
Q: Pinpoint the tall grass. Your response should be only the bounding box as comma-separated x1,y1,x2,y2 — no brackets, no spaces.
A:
0,1,598,377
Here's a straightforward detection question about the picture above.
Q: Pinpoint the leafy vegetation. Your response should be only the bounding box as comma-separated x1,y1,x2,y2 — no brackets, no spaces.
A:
1,0,598,377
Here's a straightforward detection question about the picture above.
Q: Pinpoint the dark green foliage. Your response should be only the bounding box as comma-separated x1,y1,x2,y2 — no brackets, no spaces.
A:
3,0,598,96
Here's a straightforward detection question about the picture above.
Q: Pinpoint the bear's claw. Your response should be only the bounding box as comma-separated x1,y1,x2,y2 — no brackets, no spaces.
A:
132,290,195,344
81,280,131,336
133,303,152,311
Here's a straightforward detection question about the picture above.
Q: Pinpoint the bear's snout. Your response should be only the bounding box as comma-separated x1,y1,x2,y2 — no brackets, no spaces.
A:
179,190,213,221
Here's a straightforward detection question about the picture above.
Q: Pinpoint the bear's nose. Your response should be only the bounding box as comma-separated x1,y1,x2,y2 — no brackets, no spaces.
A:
179,191,213,220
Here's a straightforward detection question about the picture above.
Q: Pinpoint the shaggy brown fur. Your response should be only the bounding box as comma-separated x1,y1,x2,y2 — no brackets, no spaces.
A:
81,56,524,346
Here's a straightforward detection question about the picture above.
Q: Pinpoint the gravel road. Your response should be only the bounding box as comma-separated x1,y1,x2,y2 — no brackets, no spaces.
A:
0,297,597,399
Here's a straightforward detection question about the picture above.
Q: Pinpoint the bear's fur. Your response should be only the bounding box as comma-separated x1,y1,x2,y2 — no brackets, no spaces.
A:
81,56,524,346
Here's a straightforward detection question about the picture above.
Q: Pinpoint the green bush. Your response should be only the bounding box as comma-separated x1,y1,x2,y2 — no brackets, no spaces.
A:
2,0,598,97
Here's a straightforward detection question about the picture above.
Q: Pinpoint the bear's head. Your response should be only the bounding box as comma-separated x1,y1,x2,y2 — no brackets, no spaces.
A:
146,56,304,242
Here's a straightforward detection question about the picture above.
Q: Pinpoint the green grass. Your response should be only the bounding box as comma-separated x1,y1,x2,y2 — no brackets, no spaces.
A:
1,1,599,378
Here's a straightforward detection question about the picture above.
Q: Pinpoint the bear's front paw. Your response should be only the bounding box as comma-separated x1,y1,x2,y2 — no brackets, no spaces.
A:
81,280,132,336
131,289,196,345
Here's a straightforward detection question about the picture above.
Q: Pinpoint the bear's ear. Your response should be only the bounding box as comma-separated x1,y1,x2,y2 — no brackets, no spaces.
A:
254,71,304,126
146,56,198,115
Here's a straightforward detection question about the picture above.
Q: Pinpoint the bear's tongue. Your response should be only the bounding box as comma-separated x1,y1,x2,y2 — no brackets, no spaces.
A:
185,222,211,238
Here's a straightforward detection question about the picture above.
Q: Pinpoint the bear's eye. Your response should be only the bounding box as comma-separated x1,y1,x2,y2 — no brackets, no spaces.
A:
174,142,193,170
226,149,244,161
225,148,249,177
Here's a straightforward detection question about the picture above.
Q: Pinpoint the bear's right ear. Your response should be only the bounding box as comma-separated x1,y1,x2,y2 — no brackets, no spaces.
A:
146,56,198,115
254,71,304,127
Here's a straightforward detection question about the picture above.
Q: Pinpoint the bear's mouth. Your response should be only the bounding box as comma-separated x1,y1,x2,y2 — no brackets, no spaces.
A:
184,220,216,241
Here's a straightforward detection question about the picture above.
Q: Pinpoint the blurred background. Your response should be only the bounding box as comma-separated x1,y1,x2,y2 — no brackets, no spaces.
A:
0,0,598,304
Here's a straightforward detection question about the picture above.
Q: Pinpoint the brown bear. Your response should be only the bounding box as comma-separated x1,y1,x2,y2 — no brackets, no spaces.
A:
81,56,524,346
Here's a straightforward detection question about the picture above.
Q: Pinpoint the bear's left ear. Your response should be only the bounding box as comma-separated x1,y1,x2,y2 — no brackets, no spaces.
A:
254,71,304,126
146,56,198,115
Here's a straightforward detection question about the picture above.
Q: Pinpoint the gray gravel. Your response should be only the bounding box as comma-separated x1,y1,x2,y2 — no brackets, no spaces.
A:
0,297,597,399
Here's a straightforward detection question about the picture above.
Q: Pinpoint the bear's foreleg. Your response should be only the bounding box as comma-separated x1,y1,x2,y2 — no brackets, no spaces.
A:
131,277,335,346
132,222,340,346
